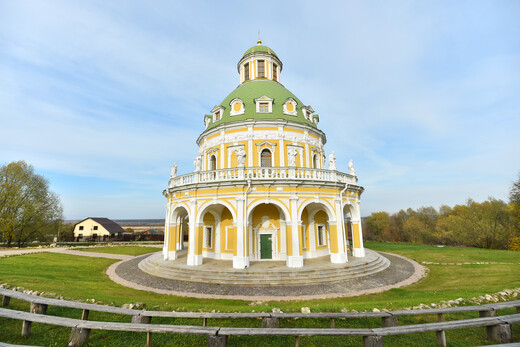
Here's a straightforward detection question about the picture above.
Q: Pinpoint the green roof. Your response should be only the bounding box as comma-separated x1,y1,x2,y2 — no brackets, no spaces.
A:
205,80,317,130
242,44,278,59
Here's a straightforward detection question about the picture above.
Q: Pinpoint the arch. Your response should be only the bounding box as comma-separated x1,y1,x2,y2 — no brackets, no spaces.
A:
247,199,290,221
169,202,191,221
298,198,336,222
342,201,360,221
196,200,237,225
312,154,318,169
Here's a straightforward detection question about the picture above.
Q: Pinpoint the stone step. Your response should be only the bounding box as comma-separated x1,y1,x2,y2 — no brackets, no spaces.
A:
140,257,388,280
137,251,390,286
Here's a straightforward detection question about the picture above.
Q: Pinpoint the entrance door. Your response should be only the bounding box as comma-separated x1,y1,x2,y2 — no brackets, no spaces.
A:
260,234,273,259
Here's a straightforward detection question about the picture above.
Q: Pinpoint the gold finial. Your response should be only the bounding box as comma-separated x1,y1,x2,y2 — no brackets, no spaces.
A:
257,30,262,45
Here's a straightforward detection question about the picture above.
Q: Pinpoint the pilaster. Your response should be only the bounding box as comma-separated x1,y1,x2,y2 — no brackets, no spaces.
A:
233,196,249,269
287,195,303,268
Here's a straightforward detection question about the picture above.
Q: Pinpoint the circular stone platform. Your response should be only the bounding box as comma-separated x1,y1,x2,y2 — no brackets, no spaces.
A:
108,250,425,300
139,249,390,286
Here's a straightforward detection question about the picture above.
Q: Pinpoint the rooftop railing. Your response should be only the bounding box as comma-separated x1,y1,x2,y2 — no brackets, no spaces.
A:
168,167,357,188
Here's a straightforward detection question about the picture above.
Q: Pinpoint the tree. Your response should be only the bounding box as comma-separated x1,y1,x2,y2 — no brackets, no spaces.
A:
0,161,63,247
510,172,520,230
364,212,390,241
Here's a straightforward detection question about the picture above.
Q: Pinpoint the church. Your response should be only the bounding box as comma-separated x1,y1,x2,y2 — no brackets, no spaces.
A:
163,41,365,269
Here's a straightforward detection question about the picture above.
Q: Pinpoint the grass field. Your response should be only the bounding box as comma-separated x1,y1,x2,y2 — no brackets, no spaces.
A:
73,246,161,256
0,242,518,346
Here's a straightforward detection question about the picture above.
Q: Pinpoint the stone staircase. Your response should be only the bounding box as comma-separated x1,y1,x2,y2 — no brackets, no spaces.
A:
138,249,390,286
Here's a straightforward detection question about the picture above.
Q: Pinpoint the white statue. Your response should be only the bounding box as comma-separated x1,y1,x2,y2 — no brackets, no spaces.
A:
193,156,201,172
328,151,336,170
237,148,246,167
348,159,356,176
170,163,178,178
288,148,298,167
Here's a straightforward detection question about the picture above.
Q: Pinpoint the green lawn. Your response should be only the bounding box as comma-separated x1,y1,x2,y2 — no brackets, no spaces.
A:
0,242,518,346
72,246,160,256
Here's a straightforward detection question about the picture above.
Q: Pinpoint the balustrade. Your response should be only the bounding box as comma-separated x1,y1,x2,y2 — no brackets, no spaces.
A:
169,167,356,188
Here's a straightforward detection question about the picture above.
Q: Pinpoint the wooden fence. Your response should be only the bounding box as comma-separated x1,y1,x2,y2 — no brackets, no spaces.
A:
1,288,519,346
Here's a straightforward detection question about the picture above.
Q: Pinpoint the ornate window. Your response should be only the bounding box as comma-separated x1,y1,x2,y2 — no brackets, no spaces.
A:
283,98,297,116
302,106,315,121
261,149,272,167
312,154,318,169
254,96,273,113
230,98,245,116
244,62,250,81
211,105,225,122
273,63,278,81
257,60,265,78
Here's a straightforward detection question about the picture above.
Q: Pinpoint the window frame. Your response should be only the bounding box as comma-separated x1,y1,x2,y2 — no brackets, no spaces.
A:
257,60,265,78
260,149,272,167
210,155,217,171
244,62,250,81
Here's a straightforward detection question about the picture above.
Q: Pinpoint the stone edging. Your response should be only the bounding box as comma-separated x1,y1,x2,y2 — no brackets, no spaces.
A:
105,251,427,301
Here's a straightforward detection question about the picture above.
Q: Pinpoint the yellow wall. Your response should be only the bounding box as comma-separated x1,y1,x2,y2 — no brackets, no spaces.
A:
168,226,176,251
300,208,309,252
220,208,235,255
314,210,329,250
352,223,361,248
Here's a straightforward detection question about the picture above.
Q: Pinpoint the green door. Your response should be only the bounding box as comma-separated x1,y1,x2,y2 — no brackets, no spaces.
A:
260,234,273,259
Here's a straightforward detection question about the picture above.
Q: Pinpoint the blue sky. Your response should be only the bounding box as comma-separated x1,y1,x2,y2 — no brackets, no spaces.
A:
1,1,519,219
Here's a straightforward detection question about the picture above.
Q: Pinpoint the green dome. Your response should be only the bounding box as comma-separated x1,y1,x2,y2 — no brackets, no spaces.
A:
206,80,317,130
242,44,278,59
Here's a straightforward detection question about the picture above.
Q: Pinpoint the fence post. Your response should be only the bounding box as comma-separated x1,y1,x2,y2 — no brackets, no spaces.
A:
132,315,152,324
363,335,383,347
436,313,446,347
30,302,48,314
21,320,32,337
2,296,10,307
479,309,498,340
68,327,91,347
382,315,398,327
262,317,280,328
208,335,227,347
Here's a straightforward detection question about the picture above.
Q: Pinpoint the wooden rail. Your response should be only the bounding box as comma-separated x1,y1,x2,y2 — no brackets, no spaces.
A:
1,288,519,346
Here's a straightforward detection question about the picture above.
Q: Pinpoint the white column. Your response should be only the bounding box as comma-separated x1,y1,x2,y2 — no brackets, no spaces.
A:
167,222,178,260
233,196,249,269
187,200,202,265
163,200,170,260
248,126,253,167
287,196,303,267
215,218,221,259
279,126,285,167
352,201,365,257
176,218,183,251
330,198,347,264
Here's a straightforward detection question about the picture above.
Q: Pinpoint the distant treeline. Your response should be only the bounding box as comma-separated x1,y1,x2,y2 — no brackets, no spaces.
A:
363,197,520,251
